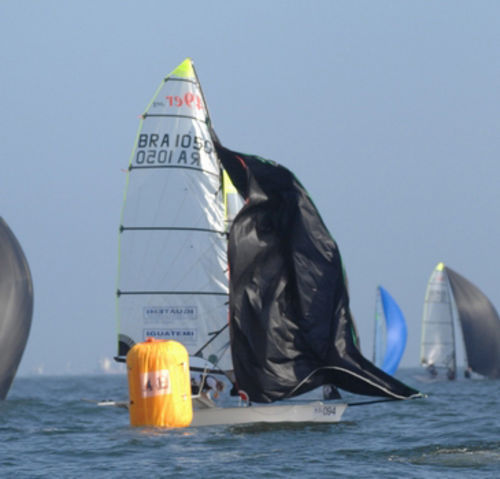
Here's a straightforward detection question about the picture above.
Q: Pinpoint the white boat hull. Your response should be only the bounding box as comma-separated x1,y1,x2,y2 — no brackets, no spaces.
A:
88,398,347,427
190,401,347,427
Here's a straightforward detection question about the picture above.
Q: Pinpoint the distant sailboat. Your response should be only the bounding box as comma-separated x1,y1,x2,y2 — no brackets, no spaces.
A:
373,286,407,375
0,218,34,399
115,58,422,426
420,262,500,379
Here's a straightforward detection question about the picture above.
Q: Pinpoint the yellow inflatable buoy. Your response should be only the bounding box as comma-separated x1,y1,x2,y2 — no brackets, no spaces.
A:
126,338,193,428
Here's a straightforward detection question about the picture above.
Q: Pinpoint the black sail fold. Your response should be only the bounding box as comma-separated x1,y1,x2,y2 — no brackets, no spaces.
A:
445,267,500,379
214,141,420,403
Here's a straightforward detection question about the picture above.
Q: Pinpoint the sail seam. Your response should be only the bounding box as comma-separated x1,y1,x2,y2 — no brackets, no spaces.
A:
143,114,207,123
164,77,197,85
129,164,219,177
120,226,226,234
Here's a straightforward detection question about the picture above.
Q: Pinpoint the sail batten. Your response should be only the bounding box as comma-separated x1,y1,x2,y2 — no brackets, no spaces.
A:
118,291,228,296
121,227,225,234
161,77,198,85
142,113,208,120
128,167,219,177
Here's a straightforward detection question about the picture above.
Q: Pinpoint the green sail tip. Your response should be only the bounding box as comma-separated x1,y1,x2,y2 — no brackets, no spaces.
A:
169,58,195,79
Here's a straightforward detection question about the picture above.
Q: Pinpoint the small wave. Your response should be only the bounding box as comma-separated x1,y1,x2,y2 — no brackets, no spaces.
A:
391,444,500,468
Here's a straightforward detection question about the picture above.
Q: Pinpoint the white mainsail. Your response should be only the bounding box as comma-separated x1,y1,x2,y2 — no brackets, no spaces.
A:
116,59,232,371
420,262,457,377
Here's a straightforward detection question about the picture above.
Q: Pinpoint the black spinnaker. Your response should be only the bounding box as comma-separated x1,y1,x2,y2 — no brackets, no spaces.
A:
214,140,421,403
445,266,500,379
0,217,33,400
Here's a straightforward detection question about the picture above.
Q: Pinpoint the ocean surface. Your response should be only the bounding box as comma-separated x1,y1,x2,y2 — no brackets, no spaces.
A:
1,368,499,478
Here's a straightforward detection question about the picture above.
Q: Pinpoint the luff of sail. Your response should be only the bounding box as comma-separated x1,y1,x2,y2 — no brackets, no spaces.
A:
213,140,421,403
373,286,407,375
0,218,34,400
420,262,457,379
445,266,500,379
116,59,232,372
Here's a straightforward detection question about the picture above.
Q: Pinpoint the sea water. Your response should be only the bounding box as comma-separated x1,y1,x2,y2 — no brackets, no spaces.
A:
1,369,498,478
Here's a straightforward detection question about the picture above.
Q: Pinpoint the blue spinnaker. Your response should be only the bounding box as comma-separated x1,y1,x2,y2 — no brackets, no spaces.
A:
379,286,407,375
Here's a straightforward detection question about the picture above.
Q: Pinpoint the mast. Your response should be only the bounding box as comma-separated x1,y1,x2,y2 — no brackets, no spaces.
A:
373,286,385,368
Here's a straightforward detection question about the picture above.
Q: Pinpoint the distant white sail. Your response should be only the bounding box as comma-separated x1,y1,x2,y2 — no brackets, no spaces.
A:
420,262,456,378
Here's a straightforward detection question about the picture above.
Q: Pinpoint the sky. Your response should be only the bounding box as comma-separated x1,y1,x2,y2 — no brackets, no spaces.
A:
1,0,499,376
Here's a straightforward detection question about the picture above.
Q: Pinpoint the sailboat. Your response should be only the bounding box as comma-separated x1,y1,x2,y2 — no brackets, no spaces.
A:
420,262,500,380
0,217,34,400
115,58,421,426
373,286,407,375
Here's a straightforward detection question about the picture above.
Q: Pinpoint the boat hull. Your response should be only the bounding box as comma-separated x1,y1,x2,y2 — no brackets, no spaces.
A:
190,401,347,427
92,398,347,427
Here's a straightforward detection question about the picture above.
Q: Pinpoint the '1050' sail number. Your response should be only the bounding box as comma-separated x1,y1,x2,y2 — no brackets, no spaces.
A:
135,133,213,166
